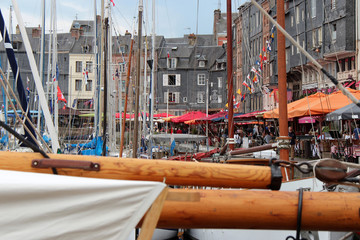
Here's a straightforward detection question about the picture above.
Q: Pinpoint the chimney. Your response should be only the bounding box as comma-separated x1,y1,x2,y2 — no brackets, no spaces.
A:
16,24,20,34
213,9,221,39
32,26,41,38
188,33,196,46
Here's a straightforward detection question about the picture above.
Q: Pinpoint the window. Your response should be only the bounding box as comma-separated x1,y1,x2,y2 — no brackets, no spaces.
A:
291,16,294,27
164,92,179,103
332,24,337,42
199,60,205,67
311,0,316,18
163,74,181,86
122,80,125,92
77,99,93,110
167,58,177,69
218,95,222,103
183,97,187,102
197,74,206,85
331,0,336,10
296,6,300,24
86,80,92,91
75,79,82,91
119,63,126,72
75,61,82,72
86,61,93,73
197,91,205,103
218,77,222,88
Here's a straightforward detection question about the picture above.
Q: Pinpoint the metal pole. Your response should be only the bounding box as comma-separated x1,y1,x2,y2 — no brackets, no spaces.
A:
38,0,45,133
166,89,169,134
132,0,143,158
226,0,234,150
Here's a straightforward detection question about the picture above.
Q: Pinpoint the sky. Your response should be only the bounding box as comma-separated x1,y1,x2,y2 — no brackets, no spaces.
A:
0,0,248,38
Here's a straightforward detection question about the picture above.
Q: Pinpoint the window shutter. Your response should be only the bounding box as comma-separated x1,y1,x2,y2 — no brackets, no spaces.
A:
176,74,181,86
167,59,170,68
175,92,180,103
163,74,168,86
175,58,178,68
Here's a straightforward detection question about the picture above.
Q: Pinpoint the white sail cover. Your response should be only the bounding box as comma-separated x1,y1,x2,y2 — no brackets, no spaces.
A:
0,170,165,240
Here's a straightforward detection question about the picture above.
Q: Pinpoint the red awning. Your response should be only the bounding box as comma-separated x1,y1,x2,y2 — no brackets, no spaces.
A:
171,111,207,123
153,113,175,118
115,112,130,119
234,110,265,119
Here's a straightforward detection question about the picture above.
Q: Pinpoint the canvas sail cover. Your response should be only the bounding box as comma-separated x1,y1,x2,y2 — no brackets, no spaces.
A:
0,170,165,240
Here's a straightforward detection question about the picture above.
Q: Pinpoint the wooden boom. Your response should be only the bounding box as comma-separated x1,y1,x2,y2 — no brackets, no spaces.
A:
158,189,360,231
0,152,281,189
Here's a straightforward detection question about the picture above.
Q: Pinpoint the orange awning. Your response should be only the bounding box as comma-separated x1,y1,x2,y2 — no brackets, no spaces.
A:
263,92,326,119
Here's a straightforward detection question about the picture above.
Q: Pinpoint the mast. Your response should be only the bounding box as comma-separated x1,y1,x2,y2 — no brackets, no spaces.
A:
142,36,147,144
37,0,45,133
119,38,134,157
94,0,100,140
276,0,290,168
102,2,110,156
149,0,156,158
133,0,143,158
226,0,234,150
51,0,58,133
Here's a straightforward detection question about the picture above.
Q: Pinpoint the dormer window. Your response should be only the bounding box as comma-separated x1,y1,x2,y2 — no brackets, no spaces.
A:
199,60,205,67
167,58,177,69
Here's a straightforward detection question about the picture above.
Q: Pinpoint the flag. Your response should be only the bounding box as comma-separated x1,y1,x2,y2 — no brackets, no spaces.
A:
167,51,170,58
241,93,246,102
252,75,258,84
57,86,67,103
250,82,255,94
72,99,77,108
251,66,262,78
236,102,240,108
237,89,241,95
267,40,272,52
83,69,89,84
243,81,251,92
247,73,251,82
225,103,228,108
110,0,115,6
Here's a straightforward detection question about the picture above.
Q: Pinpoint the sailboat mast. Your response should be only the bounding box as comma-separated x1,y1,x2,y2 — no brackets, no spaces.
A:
226,0,234,150
51,0,58,133
276,0,290,166
102,3,110,156
133,0,143,158
149,0,156,158
37,0,45,133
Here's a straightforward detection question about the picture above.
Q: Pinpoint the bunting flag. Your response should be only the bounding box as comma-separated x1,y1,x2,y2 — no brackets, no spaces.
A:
57,86,67,103
266,40,271,52
247,73,251,82
235,102,240,108
251,66,262,78
167,51,170,58
250,82,255,94
259,53,263,70
241,93,246,102
242,81,251,92
237,88,241,95
262,85,270,94
110,0,115,6
83,69,89,84
252,74,258,84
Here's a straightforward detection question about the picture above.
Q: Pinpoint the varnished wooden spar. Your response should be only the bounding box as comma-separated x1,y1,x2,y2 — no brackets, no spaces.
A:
157,189,360,231
0,152,281,189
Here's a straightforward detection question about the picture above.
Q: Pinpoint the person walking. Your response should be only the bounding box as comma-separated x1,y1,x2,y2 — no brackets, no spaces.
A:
288,126,296,160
